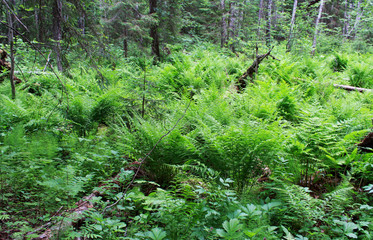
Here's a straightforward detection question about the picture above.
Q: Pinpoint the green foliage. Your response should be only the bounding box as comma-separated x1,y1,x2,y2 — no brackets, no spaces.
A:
348,63,373,88
330,53,348,72
1,44,373,240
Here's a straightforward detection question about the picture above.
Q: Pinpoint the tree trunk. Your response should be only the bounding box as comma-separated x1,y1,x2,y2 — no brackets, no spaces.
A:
52,0,63,72
149,0,160,61
257,0,264,38
228,1,238,52
266,0,273,47
311,0,325,56
220,0,227,48
286,0,298,52
7,6,15,99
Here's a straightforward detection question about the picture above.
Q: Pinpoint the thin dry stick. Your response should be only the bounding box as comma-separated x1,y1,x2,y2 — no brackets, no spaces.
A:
102,99,192,214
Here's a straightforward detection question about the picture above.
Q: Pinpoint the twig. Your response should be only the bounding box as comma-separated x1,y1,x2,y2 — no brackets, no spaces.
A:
102,99,192,214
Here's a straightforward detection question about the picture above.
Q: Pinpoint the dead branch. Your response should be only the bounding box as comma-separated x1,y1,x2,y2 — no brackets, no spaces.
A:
333,84,372,93
236,48,274,92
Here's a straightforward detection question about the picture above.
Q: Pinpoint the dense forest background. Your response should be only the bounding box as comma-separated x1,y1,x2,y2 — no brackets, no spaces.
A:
1,0,372,65
1,0,373,239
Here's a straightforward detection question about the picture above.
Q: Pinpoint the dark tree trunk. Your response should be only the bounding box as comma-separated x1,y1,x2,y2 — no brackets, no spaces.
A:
52,0,63,71
149,0,160,61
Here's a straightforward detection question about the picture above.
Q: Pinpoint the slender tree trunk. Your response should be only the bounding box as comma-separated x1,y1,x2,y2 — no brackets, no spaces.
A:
7,7,15,99
228,1,238,52
266,0,273,47
149,0,160,61
52,0,63,71
311,0,325,56
286,0,298,52
257,0,264,38
220,0,227,48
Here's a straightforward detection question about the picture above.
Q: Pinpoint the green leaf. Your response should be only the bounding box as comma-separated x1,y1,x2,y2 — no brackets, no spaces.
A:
281,225,295,240
345,233,358,239
145,227,167,240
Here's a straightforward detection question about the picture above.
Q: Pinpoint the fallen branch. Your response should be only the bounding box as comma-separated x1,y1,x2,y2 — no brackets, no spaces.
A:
236,47,275,92
333,84,372,93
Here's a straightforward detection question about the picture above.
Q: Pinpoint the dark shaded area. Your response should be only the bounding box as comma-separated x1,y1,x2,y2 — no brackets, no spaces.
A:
358,132,373,152
0,49,21,84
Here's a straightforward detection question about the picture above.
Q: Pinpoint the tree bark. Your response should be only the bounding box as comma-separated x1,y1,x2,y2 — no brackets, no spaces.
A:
52,0,63,72
220,0,227,48
311,0,325,56
286,0,298,52
149,0,160,61
257,0,264,38
228,1,238,52
266,0,273,47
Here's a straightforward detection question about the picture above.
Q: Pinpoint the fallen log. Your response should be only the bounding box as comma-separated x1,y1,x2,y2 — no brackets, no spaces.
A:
236,47,276,92
333,84,373,93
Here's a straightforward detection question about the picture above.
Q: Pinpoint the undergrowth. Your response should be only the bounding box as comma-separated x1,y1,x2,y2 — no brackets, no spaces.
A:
0,42,372,239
